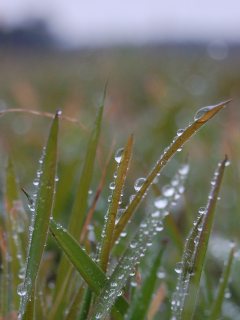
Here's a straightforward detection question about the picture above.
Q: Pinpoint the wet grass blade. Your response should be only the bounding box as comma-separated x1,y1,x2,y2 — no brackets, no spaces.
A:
49,219,129,320
99,134,133,273
126,240,167,320
78,286,92,320
22,285,35,320
5,154,22,308
18,112,59,318
209,243,236,320
0,227,8,318
181,156,228,319
53,81,107,305
64,283,85,320
112,100,232,245
147,283,167,320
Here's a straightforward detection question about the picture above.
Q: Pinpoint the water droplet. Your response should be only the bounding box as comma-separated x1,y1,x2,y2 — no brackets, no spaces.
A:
164,147,169,154
162,184,175,197
154,196,168,209
134,178,146,191
198,207,206,214
194,105,214,122
178,164,190,175
57,109,62,115
115,148,124,163
17,283,27,296
229,239,236,248
109,182,116,190
130,240,138,248
108,196,112,203
157,267,166,279
33,179,39,186
188,121,193,126
95,312,103,319
174,262,183,274
177,147,182,152
120,231,127,237
116,209,125,224
224,288,231,298
29,226,34,232
173,136,178,142
161,159,167,165
225,160,231,166
177,129,184,136
151,210,160,218
129,194,135,203
88,190,93,194
156,221,164,232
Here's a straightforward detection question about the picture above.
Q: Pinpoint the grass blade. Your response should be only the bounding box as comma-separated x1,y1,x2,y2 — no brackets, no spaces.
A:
99,134,133,273
18,111,59,318
209,243,236,320
64,283,85,320
112,100,232,246
0,227,8,318
77,286,92,320
180,156,228,319
126,240,168,320
5,155,22,308
147,283,167,320
49,219,129,320
52,81,107,308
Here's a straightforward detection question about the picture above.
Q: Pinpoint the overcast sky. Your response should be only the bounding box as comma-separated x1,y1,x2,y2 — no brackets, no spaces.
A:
1,0,240,46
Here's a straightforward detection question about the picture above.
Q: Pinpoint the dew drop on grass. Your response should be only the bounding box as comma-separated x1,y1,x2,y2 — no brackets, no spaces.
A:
177,129,184,136
229,239,236,248
194,105,213,122
130,240,138,248
199,207,206,214
109,182,116,190
178,164,190,175
177,147,182,152
134,178,146,191
17,283,27,296
174,262,183,274
154,196,168,209
95,312,102,319
156,221,164,232
88,190,93,194
224,288,231,298
151,210,160,217
129,194,135,203
56,109,62,115
162,184,175,197
115,148,124,163
33,179,39,186
157,267,166,279
225,160,231,166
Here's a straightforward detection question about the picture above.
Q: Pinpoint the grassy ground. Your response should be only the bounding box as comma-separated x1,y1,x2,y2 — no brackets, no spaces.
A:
0,44,239,318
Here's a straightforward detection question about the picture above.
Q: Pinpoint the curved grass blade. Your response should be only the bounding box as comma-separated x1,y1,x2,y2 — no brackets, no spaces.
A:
53,81,107,306
112,100,232,246
126,240,168,320
18,112,59,318
49,219,129,320
99,134,133,273
5,155,22,308
209,243,236,320
181,156,228,319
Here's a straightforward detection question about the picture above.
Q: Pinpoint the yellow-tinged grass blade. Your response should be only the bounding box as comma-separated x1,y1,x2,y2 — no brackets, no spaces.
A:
5,155,22,308
209,243,236,320
181,156,228,319
18,112,59,318
112,100,232,246
49,219,129,320
99,134,133,273
126,240,167,320
52,81,107,309
147,283,167,320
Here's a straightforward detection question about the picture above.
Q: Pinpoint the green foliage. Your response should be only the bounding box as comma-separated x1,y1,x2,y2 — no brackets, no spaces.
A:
0,70,238,320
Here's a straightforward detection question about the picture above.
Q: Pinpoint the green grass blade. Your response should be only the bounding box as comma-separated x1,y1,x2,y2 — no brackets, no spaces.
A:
0,227,8,317
77,286,92,320
18,112,59,318
52,81,107,306
99,134,133,273
112,100,232,245
49,219,129,320
209,243,236,320
181,156,228,319
64,282,85,320
5,154,22,308
22,284,35,320
126,240,167,320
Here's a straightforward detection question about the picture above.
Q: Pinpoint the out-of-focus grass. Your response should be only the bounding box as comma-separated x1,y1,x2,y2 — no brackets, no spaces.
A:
0,45,239,317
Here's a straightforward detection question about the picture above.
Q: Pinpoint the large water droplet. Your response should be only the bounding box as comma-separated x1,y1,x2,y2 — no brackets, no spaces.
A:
198,207,206,214
109,182,116,190
157,267,166,279
115,148,124,163
33,179,39,186
154,196,168,209
17,283,27,296
174,262,183,274
162,184,175,197
134,178,146,191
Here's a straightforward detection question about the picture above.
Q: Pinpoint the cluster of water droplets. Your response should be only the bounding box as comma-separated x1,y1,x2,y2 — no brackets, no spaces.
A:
171,159,228,319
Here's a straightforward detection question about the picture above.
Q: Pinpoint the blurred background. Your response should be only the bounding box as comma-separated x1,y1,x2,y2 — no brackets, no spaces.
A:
0,0,240,317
